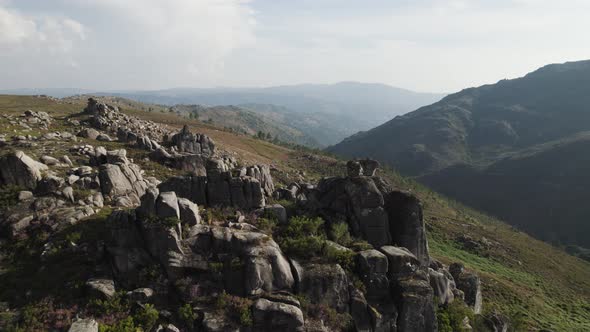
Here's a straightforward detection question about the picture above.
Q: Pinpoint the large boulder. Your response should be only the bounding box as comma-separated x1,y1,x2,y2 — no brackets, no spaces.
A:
252,298,305,332
68,318,99,332
0,151,48,189
383,190,430,266
393,273,438,332
299,264,350,313
356,249,390,301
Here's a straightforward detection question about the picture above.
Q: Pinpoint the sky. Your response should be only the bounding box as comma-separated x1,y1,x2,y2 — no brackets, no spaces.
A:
0,0,589,93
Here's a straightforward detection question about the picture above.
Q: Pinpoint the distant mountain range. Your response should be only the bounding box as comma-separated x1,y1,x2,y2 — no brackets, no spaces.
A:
0,82,444,146
329,60,590,248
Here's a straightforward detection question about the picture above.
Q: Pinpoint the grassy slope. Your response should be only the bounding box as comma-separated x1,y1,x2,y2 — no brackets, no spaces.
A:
1,95,589,331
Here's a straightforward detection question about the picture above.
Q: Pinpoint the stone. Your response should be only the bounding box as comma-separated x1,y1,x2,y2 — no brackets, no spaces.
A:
0,151,48,189
40,155,60,166
36,175,65,195
78,128,100,140
63,186,75,203
96,134,112,142
450,263,482,314
262,204,287,223
68,318,99,332
380,245,420,276
85,278,116,299
347,160,363,177
429,268,455,305
18,191,33,201
394,273,437,332
252,298,305,332
126,288,154,303
156,191,180,220
383,190,430,266
178,197,200,226
300,264,350,313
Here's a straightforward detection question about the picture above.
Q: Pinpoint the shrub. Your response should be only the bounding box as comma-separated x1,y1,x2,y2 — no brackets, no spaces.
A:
178,303,196,329
98,317,138,332
436,299,474,332
330,222,352,247
256,217,278,234
279,236,325,258
88,292,129,317
277,216,327,258
215,292,253,327
134,304,158,331
0,185,22,212
324,245,355,271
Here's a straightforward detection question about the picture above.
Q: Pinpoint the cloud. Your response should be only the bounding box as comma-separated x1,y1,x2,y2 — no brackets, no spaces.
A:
0,0,256,89
0,5,85,54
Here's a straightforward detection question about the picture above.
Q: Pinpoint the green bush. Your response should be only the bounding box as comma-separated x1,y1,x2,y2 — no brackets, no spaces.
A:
88,292,129,316
277,216,327,258
215,292,253,327
98,317,139,332
134,304,158,331
436,299,474,332
330,222,352,246
279,236,325,258
324,245,355,271
0,185,22,212
178,303,196,329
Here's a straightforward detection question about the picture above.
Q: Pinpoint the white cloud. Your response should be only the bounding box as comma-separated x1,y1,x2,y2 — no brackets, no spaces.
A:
0,5,85,54
0,0,255,89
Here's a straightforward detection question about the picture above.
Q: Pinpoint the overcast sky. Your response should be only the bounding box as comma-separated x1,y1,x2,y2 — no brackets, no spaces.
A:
0,0,588,93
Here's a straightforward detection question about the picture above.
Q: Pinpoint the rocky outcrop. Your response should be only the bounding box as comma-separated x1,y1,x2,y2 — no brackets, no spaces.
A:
107,188,292,295
96,149,155,207
242,165,275,196
0,151,48,189
303,159,430,265
159,160,265,209
168,125,215,157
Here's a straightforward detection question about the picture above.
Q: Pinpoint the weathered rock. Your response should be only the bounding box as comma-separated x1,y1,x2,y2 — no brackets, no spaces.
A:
40,155,60,166
252,297,305,332
300,264,350,313
156,191,180,220
0,151,48,189
245,165,275,196
169,125,216,157
63,186,75,203
429,268,455,305
450,263,482,314
178,197,200,226
78,128,100,140
356,249,390,301
18,191,33,201
36,174,65,195
383,190,430,266
380,245,420,276
127,288,154,303
85,278,116,299
262,204,287,223
68,318,99,332
349,288,372,332
393,272,438,332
